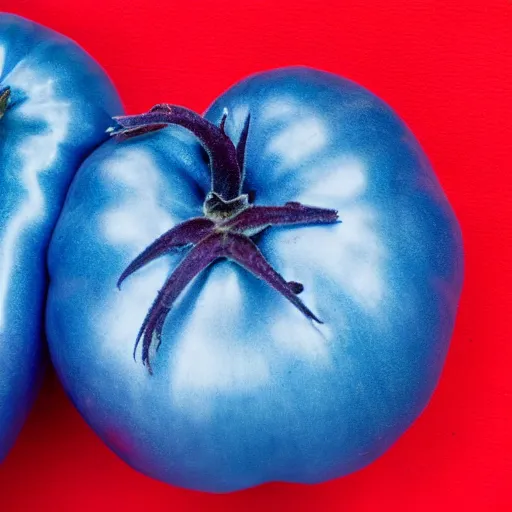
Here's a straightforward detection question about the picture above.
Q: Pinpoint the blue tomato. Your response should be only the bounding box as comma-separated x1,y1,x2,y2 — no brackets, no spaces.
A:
46,67,463,492
0,14,122,460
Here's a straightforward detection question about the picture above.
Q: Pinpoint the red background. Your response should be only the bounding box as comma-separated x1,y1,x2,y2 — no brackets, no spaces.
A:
0,1,511,510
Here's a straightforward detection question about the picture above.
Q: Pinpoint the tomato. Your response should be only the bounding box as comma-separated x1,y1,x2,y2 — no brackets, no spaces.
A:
46,67,463,492
0,14,122,460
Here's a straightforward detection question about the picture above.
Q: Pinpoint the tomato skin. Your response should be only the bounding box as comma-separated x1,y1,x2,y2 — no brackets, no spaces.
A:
0,14,122,460
47,67,463,492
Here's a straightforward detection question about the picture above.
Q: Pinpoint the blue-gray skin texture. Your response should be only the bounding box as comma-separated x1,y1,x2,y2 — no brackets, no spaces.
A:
46,67,463,492
0,13,122,460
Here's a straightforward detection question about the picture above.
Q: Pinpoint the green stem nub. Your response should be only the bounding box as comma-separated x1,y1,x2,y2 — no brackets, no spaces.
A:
0,87,10,120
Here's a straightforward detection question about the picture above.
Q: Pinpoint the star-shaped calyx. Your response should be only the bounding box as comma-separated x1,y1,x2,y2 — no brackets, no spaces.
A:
111,104,339,373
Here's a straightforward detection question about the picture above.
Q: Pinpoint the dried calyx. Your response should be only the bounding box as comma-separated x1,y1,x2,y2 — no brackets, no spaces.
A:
111,104,339,373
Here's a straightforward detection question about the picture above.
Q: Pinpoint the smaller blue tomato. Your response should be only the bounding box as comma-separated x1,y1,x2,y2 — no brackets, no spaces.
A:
0,14,122,460
47,67,463,492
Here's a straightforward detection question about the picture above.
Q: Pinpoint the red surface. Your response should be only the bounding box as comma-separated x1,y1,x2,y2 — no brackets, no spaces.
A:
0,0,511,510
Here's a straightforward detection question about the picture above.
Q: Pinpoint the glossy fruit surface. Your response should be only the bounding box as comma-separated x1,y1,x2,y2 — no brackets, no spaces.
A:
46,67,463,492
0,13,122,460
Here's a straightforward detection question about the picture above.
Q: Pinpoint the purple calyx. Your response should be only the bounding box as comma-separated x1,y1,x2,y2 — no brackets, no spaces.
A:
111,105,339,373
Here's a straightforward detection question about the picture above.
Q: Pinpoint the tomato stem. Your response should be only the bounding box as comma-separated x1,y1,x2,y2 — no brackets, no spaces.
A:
0,86,10,120
112,104,340,372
